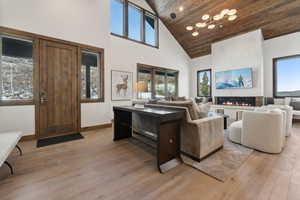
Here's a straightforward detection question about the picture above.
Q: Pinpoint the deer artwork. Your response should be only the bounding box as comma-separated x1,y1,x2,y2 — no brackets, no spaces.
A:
116,75,129,96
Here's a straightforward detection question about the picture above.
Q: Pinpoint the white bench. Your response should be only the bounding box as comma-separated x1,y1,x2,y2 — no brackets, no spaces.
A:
0,132,23,175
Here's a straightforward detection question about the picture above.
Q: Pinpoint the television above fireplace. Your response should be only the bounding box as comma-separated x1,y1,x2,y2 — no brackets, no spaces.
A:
215,68,253,89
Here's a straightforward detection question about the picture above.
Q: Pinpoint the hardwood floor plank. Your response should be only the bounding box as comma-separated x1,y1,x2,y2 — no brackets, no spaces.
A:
0,124,299,200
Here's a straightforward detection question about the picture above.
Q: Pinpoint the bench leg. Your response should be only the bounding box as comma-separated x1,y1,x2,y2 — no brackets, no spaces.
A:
4,161,14,175
16,145,22,156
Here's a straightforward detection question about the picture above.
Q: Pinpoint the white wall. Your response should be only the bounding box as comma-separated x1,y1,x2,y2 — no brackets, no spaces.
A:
190,30,265,98
211,30,264,97
189,55,212,99
0,0,190,135
263,31,300,97
190,30,300,99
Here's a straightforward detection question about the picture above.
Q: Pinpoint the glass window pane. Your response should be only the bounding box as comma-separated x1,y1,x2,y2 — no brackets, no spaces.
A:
128,4,142,41
276,56,300,97
145,13,156,46
0,36,33,101
81,51,101,99
167,73,177,97
155,71,166,98
197,70,211,97
110,0,124,36
137,69,152,99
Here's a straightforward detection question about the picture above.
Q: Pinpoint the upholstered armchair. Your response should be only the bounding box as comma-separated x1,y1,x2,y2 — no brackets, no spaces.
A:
229,109,285,153
263,105,293,136
146,100,224,161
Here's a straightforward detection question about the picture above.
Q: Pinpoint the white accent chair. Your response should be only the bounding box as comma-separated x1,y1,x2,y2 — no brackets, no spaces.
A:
0,132,23,174
263,105,293,136
229,109,285,153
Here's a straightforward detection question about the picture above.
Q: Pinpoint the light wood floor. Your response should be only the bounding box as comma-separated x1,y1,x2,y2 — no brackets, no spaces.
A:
1,124,300,200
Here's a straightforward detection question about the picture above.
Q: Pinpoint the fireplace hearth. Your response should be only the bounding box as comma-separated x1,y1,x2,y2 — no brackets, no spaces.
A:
215,96,263,107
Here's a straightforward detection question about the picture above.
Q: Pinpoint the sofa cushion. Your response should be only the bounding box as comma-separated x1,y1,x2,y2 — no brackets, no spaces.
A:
157,100,200,120
290,100,300,111
229,120,242,144
197,103,210,118
172,96,186,101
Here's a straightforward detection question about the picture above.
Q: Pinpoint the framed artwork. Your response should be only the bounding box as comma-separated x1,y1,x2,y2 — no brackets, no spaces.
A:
215,68,253,89
111,70,133,101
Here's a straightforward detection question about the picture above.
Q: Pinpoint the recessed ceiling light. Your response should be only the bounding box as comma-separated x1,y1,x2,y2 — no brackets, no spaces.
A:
202,14,210,20
228,9,237,16
228,15,237,21
186,26,193,31
221,9,230,16
213,14,222,21
192,31,199,37
208,24,216,29
179,6,184,12
196,22,206,28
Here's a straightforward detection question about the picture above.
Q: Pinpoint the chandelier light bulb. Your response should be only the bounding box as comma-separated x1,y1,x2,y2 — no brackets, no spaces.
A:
196,22,207,28
228,15,237,21
186,26,194,31
221,9,230,16
202,14,210,20
213,14,222,21
208,24,216,29
192,31,199,37
228,9,237,16
179,6,184,12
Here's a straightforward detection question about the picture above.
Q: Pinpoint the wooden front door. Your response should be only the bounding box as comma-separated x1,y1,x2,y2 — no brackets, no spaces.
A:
38,40,79,138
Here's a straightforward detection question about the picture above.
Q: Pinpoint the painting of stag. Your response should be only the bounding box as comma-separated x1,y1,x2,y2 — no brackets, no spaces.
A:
111,70,133,101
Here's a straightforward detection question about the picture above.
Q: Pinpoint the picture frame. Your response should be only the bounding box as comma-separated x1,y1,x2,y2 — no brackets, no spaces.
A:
111,70,133,101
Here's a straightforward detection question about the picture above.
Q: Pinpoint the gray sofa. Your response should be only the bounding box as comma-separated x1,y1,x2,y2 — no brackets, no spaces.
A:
144,100,224,161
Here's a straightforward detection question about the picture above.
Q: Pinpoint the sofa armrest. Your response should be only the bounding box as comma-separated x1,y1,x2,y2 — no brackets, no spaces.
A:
190,116,223,126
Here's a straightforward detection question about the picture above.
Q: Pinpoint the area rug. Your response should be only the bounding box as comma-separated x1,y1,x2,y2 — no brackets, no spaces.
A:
181,132,253,182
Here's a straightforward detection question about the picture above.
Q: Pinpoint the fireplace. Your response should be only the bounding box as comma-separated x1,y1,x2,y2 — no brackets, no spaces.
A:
215,96,263,107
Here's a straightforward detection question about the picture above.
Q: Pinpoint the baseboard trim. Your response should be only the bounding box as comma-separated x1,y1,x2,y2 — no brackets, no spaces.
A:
20,135,36,141
81,123,112,132
293,119,300,123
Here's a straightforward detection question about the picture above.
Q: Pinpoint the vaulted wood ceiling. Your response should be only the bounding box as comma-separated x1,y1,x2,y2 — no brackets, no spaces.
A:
146,0,300,58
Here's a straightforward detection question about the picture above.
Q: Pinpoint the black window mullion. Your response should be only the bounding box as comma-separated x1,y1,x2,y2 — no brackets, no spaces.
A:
141,10,145,43
85,65,91,99
155,16,159,47
124,0,128,37
152,69,155,99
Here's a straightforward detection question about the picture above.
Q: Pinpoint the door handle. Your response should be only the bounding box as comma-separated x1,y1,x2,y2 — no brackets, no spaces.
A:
40,91,48,104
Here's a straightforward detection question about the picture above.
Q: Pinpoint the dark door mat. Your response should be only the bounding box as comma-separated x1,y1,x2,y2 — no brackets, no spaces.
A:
37,133,84,147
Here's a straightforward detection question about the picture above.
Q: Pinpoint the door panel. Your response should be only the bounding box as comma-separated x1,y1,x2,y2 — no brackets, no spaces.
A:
39,40,79,138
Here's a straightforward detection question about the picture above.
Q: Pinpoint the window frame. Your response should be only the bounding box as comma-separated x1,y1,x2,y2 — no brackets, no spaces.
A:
79,47,105,103
197,69,212,97
273,54,300,98
0,33,38,106
137,63,178,99
110,0,159,48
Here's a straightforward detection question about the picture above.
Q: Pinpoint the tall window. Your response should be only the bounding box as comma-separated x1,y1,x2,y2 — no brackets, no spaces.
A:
137,64,178,99
110,0,124,36
137,68,152,99
167,72,177,97
197,69,211,97
274,55,300,97
145,12,156,46
155,71,166,98
0,36,34,103
128,3,142,41
81,50,104,102
110,0,158,47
